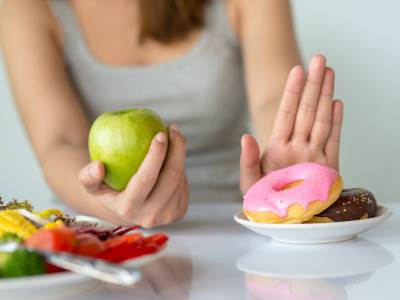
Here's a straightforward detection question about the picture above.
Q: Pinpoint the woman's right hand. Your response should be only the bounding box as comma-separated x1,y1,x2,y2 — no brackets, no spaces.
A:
78,124,189,228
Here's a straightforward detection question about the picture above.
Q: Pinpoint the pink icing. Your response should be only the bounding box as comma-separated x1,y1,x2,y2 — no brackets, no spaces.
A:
243,162,339,217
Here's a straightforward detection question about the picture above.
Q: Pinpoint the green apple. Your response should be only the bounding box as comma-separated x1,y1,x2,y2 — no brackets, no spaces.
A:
88,109,168,191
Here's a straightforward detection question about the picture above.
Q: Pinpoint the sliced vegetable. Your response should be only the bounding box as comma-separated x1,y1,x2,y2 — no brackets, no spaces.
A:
0,210,38,240
0,232,23,244
46,262,65,274
0,199,33,212
44,220,64,229
74,233,105,256
37,209,64,219
25,226,76,252
104,233,143,249
75,226,115,241
96,242,159,263
143,233,169,247
112,225,141,236
75,225,140,241
18,209,51,227
96,233,168,263
0,249,46,278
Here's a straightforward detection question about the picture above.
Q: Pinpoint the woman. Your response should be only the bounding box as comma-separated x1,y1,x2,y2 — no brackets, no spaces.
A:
0,0,343,227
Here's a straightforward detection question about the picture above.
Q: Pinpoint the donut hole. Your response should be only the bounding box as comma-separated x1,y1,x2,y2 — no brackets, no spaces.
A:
282,180,304,191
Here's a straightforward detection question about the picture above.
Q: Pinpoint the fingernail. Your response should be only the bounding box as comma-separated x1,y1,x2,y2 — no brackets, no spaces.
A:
89,162,98,178
155,132,168,144
241,134,247,147
170,123,180,133
312,54,326,66
291,65,302,74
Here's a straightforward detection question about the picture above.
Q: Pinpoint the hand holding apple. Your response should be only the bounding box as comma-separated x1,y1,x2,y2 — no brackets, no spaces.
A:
78,110,188,228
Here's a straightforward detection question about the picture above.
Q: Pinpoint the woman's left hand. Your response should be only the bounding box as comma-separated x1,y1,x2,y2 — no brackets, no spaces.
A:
240,55,344,193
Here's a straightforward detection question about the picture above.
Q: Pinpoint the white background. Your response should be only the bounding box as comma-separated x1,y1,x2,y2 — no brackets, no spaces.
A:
0,0,399,208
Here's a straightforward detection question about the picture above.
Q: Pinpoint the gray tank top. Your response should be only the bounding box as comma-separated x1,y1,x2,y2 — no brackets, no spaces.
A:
49,0,247,202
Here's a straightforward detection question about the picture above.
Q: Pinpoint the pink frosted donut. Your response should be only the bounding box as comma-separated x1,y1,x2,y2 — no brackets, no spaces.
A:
243,162,343,224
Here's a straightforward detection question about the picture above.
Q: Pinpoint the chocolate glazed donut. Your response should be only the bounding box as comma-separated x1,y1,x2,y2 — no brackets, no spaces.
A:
310,188,378,222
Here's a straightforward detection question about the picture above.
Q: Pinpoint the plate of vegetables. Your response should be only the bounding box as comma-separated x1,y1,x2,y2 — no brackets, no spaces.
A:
0,199,168,300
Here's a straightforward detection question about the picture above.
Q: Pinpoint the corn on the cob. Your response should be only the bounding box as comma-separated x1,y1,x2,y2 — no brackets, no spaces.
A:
0,210,38,240
37,209,64,219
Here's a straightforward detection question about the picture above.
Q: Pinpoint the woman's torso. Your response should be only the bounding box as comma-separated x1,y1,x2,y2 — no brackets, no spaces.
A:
49,0,247,202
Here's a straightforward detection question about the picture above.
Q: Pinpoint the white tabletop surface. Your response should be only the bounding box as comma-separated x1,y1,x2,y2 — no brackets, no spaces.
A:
68,200,398,300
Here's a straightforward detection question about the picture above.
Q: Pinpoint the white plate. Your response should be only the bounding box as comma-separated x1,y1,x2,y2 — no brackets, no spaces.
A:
234,205,392,244
0,271,99,300
0,216,167,300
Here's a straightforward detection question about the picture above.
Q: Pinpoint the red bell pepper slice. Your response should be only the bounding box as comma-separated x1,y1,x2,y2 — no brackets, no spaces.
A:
143,233,168,247
74,233,105,257
96,233,168,263
104,233,144,250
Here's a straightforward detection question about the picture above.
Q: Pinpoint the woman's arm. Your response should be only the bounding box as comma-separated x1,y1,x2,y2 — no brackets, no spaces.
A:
0,0,99,214
235,0,301,149
0,0,188,227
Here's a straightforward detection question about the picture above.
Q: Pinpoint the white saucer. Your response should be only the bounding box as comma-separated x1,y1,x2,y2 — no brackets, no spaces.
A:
234,205,392,244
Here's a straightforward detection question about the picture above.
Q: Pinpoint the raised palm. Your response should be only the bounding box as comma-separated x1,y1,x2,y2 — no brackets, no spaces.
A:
240,55,343,193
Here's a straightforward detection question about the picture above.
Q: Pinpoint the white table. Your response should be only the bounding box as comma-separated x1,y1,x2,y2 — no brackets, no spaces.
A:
71,200,399,300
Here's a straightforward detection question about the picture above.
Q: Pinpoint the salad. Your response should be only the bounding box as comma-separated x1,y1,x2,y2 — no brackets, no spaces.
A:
0,198,168,279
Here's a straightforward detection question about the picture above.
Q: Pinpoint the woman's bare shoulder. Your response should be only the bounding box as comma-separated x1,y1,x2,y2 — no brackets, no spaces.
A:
0,0,60,46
